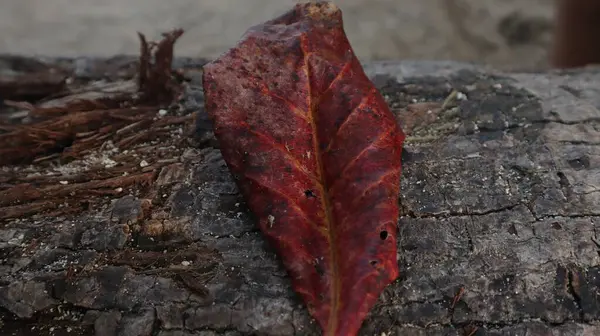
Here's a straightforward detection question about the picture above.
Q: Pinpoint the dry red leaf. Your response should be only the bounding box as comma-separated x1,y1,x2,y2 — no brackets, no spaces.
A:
203,2,405,335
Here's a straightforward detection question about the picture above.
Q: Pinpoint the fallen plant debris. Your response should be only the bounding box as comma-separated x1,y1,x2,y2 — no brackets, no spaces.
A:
203,3,405,335
138,28,185,104
0,55,68,102
0,29,192,221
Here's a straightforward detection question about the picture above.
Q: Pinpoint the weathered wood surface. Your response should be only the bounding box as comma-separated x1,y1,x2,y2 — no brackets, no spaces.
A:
1,56,600,335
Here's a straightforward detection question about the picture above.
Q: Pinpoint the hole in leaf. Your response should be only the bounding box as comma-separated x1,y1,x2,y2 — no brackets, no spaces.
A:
314,262,325,276
370,260,378,266
304,189,316,198
380,230,388,240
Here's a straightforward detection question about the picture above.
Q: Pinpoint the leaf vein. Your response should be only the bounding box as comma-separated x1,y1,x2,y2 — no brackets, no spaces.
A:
327,128,393,192
301,34,341,333
321,59,353,97
323,92,371,153
244,173,326,236
244,127,318,182
260,83,310,123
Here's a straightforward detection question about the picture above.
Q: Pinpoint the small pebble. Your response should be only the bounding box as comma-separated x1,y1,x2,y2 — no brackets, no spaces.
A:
158,109,168,117
139,160,149,168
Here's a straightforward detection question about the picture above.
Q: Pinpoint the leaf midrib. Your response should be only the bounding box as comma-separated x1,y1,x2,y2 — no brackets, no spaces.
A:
300,35,340,335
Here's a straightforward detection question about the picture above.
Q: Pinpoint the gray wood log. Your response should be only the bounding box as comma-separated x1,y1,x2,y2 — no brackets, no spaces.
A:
1,57,600,335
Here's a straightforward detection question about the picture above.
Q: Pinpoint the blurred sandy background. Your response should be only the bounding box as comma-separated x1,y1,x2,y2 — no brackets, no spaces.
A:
0,0,556,70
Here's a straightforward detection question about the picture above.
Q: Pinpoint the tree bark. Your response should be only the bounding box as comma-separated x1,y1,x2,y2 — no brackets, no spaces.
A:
1,56,600,335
